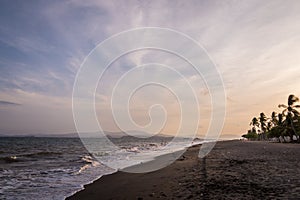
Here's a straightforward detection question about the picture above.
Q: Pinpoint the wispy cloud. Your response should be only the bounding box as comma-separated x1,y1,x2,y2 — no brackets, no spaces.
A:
0,0,300,135
0,100,21,106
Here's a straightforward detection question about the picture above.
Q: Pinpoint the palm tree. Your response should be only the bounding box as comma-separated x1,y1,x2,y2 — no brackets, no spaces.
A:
278,113,284,125
268,113,286,141
250,117,259,129
278,94,300,142
250,117,259,139
267,121,272,132
259,113,267,140
271,111,278,126
277,113,288,142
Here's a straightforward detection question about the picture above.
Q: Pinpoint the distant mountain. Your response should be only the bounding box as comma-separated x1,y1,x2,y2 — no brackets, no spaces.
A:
106,131,173,138
0,130,199,138
0,132,79,138
0,130,173,138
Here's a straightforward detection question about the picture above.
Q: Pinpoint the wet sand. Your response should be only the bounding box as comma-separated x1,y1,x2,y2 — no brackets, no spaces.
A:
66,140,300,199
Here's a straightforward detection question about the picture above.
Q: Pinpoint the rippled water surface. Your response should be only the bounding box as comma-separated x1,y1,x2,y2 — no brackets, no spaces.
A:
0,136,191,200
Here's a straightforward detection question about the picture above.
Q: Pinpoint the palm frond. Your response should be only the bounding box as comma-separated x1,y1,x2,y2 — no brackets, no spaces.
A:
282,109,288,116
278,104,288,108
288,94,299,106
292,109,300,116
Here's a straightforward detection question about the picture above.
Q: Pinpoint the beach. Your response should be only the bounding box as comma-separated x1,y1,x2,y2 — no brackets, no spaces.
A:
66,140,300,199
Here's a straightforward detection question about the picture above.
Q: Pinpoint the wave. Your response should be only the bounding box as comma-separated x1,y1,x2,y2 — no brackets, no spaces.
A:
118,142,167,153
0,151,63,163
75,155,100,175
23,151,63,157
81,155,98,165
0,156,18,163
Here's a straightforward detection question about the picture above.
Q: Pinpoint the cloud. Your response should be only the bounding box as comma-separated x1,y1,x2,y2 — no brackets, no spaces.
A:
1,0,300,136
0,100,21,106
0,35,56,54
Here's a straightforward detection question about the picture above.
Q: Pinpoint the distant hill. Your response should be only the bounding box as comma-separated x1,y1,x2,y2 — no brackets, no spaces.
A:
0,130,173,138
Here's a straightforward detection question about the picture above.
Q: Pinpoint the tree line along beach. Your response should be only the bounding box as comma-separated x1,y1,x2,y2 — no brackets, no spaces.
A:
243,94,300,143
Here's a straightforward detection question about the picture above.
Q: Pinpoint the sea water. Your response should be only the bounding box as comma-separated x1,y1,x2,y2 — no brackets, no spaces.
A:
0,136,201,200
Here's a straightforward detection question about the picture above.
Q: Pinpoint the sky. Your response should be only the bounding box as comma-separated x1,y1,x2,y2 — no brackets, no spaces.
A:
0,0,300,138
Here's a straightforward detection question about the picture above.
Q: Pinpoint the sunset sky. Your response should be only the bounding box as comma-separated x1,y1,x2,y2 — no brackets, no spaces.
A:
1,0,300,137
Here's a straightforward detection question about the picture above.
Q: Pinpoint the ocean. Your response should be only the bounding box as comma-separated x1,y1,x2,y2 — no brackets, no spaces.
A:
0,136,200,200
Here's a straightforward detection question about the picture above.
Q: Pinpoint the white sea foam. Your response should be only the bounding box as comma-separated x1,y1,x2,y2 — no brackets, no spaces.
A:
0,137,204,200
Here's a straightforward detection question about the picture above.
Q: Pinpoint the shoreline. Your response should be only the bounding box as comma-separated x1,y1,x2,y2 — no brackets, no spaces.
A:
65,142,203,199
66,142,203,200
65,141,204,199
64,143,195,199
66,140,300,199
64,168,117,200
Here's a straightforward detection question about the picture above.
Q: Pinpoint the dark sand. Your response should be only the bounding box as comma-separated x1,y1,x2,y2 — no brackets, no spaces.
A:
66,140,300,199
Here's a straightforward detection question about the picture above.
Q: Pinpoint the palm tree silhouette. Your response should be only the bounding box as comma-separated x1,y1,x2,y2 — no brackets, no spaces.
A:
277,113,286,139
250,117,259,138
259,113,267,140
278,94,300,142
250,117,259,129
271,112,278,126
278,113,284,125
